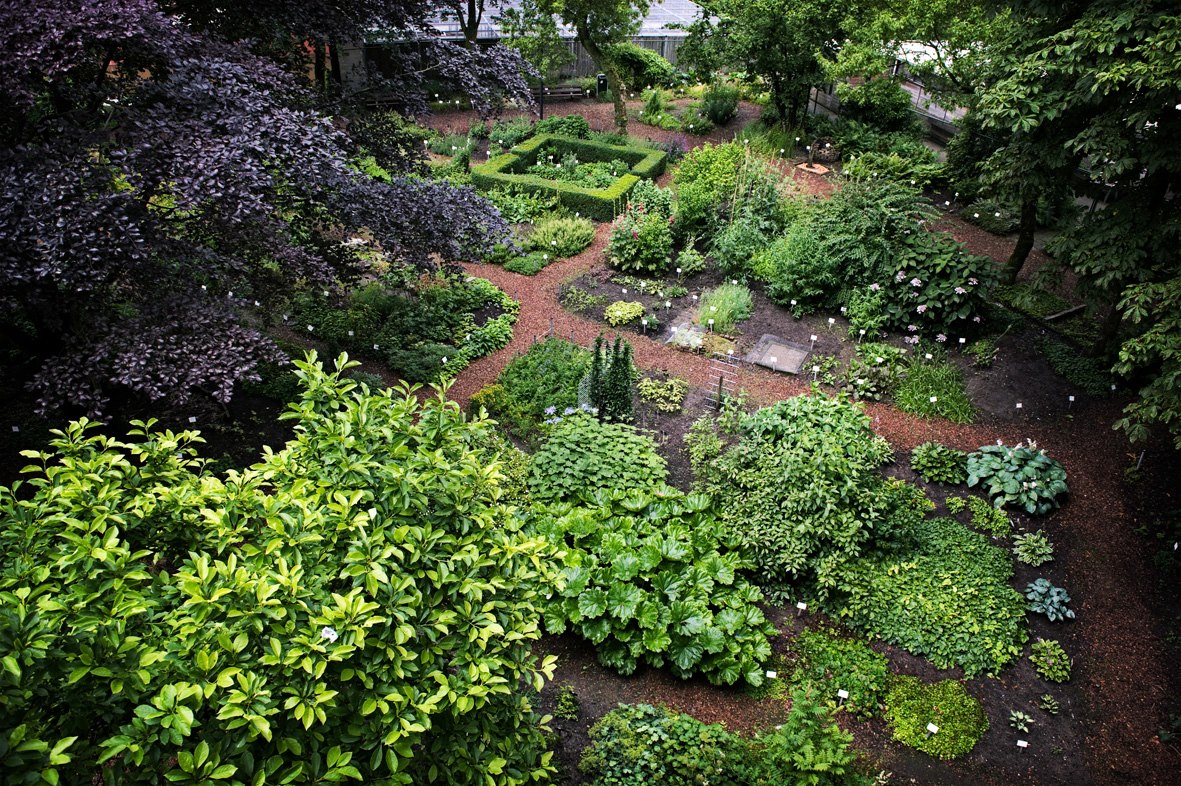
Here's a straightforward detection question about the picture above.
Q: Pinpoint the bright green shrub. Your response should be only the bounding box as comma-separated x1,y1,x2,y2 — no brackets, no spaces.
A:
528,411,667,501
471,337,590,440
697,283,753,334
701,82,740,125
790,629,890,720
628,178,673,218
484,185,561,222
607,208,673,275
504,250,555,275
885,677,988,759
529,215,596,257
895,361,974,424
712,217,774,278
832,518,1028,676
607,42,677,89
697,394,908,596
909,442,968,485
672,142,745,238
675,244,707,276
534,114,592,138
1029,639,1072,682
759,220,837,310
532,491,775,685
967,441,1069,515
638,375,689,412
1013,530,1055,566
0,354,557,786
604,300,646,326
836,78,919,134
490,117,535,148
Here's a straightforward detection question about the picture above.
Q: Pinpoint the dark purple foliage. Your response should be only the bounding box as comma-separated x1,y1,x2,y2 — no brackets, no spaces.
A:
0,1,522,414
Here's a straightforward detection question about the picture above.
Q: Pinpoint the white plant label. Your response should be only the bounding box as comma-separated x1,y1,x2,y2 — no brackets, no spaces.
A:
769,356,778,365
1017,740,1029,749
926,723,939,735
796,601,807,611
188,416,197,424
837,689,849,699
766,670,778,679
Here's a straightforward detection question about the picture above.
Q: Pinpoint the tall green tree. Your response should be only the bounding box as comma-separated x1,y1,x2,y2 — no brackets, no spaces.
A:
497,0,574,81
681,0,847,128
560,0,648,132
975,0,1181,446
0,353,558,784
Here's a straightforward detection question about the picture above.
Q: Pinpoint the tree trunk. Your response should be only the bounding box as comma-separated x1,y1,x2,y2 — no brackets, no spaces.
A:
576,25,627,133
313,40,327,94
1002,196,1038,284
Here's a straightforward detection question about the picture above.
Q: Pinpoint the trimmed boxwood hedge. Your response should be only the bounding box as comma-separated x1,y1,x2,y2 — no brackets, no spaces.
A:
472,134,666,221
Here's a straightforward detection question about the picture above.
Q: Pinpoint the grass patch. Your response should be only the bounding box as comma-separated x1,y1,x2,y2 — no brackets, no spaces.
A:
695,283,753,334
895,362,973,423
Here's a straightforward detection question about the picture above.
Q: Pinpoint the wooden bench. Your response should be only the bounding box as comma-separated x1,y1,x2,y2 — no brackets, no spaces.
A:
531,85,589,102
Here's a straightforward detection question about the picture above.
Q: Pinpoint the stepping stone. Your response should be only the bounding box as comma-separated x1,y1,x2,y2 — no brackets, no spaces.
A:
746,334,810,374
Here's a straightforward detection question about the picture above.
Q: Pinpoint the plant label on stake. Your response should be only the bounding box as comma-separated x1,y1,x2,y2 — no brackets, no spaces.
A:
812,365,820,381
837,689,849,706
188,416,197,424
810,334,817,351
766,670,778,679
708,319,714,332
796,601,807,616
1017,740,1029,750
926,723,939,737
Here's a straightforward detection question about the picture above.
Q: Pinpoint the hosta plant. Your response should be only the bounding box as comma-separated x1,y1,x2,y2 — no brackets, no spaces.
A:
529,491,776,686
1039,694,1061,714
604,300,645,326
1013,530,1055,566
1009,710,1035,733
910,442,968,484
1025,578,1075,621
1030,638,1072,682
967,441,1069,515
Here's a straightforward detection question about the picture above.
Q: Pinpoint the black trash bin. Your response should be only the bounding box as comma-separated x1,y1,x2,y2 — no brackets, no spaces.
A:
596,73,608,96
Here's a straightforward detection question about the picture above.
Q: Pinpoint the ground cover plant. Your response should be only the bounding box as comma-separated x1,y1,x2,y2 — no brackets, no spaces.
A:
947,494,1013,537
527,411,667,502
894,360,974,423
909,441,969,484
579,695,865,786
884,677,989,760
789,627,891,720
529,491,776,685
833,518,1029,676
0,354,557,786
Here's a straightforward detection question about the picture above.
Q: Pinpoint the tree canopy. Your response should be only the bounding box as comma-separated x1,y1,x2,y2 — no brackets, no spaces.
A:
561,0,649,132
0,0,526,415
0,354,557,785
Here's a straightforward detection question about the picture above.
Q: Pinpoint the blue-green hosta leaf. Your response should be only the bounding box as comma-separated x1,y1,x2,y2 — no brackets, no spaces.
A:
642,627,671,653
607,584,644,622
578,588,608,619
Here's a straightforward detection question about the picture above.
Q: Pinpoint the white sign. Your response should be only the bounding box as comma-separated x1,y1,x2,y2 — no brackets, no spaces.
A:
837,689,849,699
1017,740,1029,749
796,601,807,611
926,723,939,735
766,670,778,679
188,416,197,424
769,356,778,365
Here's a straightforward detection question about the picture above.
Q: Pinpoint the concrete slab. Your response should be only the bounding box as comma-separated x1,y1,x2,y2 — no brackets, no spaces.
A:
746,334,810,374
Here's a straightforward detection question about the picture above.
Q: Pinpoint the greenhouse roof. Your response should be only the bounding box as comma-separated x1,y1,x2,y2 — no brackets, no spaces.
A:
425,0,701,41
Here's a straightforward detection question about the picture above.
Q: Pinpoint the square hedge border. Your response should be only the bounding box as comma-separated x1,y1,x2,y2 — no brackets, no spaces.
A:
471,134,667,222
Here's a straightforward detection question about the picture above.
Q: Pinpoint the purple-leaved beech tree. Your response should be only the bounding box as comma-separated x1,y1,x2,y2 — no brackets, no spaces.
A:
0,0,531,415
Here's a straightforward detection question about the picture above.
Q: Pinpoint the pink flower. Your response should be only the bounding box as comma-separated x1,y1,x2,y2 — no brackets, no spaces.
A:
910,277,922,287
916,304,928,314
895,271,906,283
632,230,638,239
968,278,978,285
907,324,918,332
869,283,881,291
954,286,967,295
973,315,982,323
903,335,920,344
936,333,947,342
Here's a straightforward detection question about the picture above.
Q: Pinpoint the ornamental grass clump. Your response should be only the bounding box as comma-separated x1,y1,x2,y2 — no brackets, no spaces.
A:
696,283,753,334
967,440,1068,515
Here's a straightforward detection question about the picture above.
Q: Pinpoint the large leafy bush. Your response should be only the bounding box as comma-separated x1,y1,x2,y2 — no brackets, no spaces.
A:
528,411,667,501
695,394,911,596
0,354,557,786
832,518,1028,676
531,491,775,685
967,441,1069,515
672,143,745,238
469,337,590,441
607,206,674,275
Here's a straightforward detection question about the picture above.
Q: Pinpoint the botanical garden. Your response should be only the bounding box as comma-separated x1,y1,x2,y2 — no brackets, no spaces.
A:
1,1,1178,785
